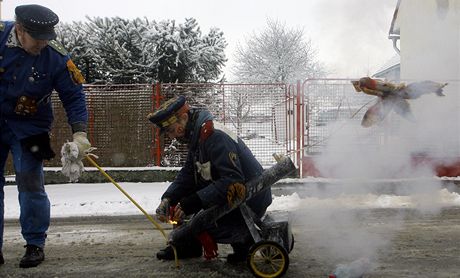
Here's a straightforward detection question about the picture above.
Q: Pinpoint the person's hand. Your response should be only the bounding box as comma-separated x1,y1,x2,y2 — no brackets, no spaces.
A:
155,198,170,222
72,132,91,159
178,193,202,215
61,142,84,182
171,203,186,224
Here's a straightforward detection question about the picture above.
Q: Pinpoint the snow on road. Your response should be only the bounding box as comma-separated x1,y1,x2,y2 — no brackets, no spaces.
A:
4,179,460,219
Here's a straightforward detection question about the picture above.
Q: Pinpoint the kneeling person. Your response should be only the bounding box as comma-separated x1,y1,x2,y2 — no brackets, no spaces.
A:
149,96,272,263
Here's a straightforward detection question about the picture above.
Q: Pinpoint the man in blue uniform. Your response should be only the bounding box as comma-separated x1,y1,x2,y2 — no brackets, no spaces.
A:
149,96,272,264
0,5,91,268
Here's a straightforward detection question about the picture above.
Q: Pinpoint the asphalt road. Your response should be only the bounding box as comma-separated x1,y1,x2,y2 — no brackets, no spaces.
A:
1,205,460,277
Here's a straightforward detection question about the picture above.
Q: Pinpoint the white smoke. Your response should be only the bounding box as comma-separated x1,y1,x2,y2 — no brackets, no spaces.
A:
292,81,460,275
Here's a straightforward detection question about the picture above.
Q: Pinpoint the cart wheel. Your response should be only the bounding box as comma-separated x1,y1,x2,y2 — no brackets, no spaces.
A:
247,240,289,278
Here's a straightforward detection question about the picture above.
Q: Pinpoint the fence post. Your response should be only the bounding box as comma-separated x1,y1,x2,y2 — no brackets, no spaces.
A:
221,83,226,124
86,88,95,145
296,80,302,174
301,80,305,178
152,83,163,166
286,85,294,159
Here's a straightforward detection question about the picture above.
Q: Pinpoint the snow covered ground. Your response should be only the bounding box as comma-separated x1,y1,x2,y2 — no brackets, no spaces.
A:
3,178,460,277
4,178,460,219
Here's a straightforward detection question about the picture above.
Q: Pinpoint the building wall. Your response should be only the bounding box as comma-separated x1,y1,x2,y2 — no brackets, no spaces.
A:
373,65,401,82
396,0,460,157
399,0,460,81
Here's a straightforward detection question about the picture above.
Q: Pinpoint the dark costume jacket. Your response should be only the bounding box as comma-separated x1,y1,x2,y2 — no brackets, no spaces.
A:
0,21,87,140
162,108,272,218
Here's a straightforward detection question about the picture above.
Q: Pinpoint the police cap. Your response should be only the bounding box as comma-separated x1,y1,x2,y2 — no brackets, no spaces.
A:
148,96,189,131
15,4,59,40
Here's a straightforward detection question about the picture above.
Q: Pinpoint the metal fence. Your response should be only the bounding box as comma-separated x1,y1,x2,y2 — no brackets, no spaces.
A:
303,79,383,154
50,84,155,167
153,83,290,166
26,82,292,169
5,79,389,175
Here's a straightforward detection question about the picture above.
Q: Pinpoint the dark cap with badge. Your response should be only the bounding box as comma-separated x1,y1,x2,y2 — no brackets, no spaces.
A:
15,4,59,40
148,96,190,131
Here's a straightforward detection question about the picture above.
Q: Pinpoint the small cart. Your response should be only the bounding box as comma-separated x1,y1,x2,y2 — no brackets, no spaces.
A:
240,204,294,278
170,155,296,278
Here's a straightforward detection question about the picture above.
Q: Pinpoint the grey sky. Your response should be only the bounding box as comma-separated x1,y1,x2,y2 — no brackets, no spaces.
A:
1,0,398,79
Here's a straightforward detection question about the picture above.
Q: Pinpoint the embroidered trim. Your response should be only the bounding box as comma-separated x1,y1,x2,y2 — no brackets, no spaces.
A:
66,59,85,84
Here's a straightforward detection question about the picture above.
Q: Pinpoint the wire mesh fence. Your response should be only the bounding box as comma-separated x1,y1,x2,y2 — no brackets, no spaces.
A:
303,79,383,154
49,84,156,168
5,79,394,175
4,82,292,172
158,83,289,166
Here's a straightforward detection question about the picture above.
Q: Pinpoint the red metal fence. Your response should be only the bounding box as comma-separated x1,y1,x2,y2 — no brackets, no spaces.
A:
6,79,459,178
152,83,292,167
44,82,295,169
6,79,384,175
50,84,155,167
303,78,382,154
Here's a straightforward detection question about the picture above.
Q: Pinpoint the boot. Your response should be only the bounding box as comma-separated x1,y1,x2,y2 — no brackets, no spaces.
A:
156,240,202,260
19,245,45,268
227,241,253,265
227,252,248,265
0,251,4,265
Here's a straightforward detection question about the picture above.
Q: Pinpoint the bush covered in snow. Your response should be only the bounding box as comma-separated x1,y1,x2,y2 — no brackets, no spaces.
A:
57,17,227,84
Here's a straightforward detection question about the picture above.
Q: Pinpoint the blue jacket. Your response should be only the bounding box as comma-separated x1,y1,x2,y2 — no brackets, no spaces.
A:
162,109,272,217
0,21,87,139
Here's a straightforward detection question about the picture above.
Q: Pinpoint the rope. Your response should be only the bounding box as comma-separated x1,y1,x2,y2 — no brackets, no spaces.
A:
84,155,180,267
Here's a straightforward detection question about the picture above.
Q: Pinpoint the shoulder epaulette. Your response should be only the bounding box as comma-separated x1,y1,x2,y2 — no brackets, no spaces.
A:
200,120,214,142
0,22,5,32
48,40,68,56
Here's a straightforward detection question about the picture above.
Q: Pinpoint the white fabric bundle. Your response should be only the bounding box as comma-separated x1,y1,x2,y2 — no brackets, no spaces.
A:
60,142,85,182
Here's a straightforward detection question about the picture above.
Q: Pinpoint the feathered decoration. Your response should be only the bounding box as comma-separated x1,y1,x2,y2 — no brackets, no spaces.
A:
351,77,447,127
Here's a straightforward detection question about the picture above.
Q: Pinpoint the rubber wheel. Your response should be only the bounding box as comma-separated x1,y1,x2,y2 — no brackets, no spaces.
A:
247,240,289,278
289,234,294,253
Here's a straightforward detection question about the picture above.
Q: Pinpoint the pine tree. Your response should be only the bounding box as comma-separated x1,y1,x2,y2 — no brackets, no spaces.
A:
56,21,102,83
84,17,154,84
56,17,227,84
149,18,227,83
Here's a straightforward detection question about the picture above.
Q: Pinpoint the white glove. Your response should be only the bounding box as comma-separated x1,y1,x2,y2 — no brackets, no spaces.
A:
72,132,91,159
155,198,171,222
61,142,84,182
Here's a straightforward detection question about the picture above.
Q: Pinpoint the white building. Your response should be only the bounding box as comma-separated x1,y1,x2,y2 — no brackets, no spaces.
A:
385,0,460,157
373,54,400,82
392,0,460,82
375,0,460,83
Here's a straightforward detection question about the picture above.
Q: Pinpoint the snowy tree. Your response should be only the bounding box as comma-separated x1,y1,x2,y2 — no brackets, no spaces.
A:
146,18,227,83
56,17,227,84
56,22,102,83
226,91,252,136
194,28,228,82
84,17,155,84
232,18,325,83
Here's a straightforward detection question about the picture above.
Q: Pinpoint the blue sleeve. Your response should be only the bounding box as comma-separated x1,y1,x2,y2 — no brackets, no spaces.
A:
161,151,197,204
196,131,245,207
53,55,88,125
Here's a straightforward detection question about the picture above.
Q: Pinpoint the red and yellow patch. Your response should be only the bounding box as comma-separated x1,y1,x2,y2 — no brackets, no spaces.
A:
200,120,214,142
227,183,246,208
66,59,85,85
